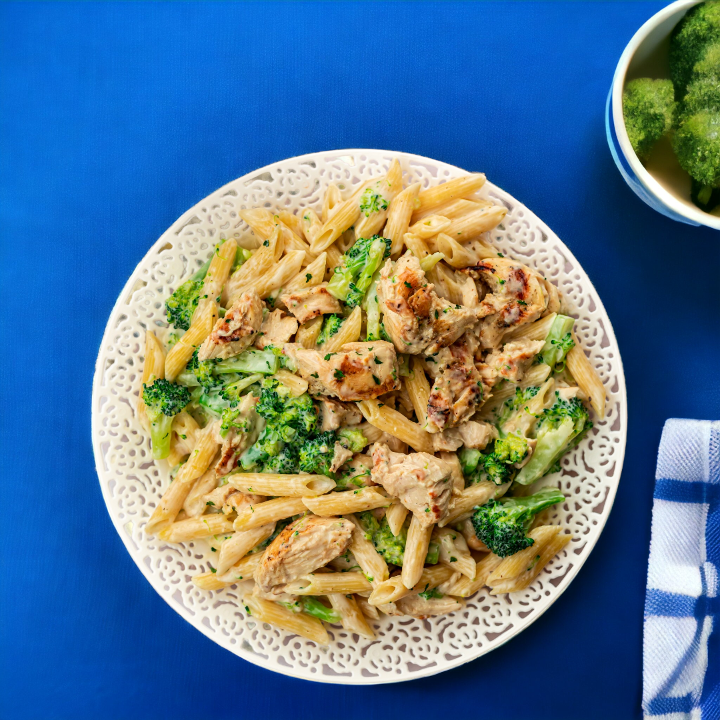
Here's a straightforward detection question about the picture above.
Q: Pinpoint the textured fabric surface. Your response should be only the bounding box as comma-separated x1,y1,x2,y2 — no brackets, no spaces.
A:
644,420,720,720
1,2,720,719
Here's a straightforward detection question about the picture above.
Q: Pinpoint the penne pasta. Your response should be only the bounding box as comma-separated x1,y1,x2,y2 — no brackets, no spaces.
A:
434,527,476,580
216,523,276,574
246,250,306,299
300,207,322,245
354,159,403,238
303,487,390,516
226,473,335,497
239,208,314,264
442,205,507,241
413,197,491,223
327,593,375,638
273,369,309,397
322,183,343,222
225,227,282,303
384,182,420,256
408,215,452,239
320,306,362,352
437,552,504,597
567,331,606,419
436,232,478,268
402,232,430,260
355,595,380,621
401,515,433,589
439,480,511,526
159,513,234,542
345,514,389,585
385,501,409,537
278,210,305,240
369,565,454,606
504,312,558,343
412,174,487,219
145,474,197,536
405,357,431,428
243,594,329,645
283,252,327,292
164,300,217,381
182,466,218,518
175,424,219,485
232,496,307,532
167,410,200,467
357,399,434,453
283,571,373,596
194,239,237,322
137,331,166,430
296,315,324,349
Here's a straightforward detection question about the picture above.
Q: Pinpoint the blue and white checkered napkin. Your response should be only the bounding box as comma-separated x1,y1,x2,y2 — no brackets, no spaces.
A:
644,419,720,720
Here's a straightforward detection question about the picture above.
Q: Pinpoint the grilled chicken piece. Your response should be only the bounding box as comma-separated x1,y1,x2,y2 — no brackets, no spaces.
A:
377,254,483,355
395,593,464,618
280,284,342,325
330,442,354,473
202,486,265,515
214,395,264,476
484,339,545,383
335,454,374,489
370,443,456,526
318,397,363,432
255,308,298,350
198,291,263,361
460,259,548,349
457,420,497,449
426,334,484,433
254,515,354,594
284,341,400,401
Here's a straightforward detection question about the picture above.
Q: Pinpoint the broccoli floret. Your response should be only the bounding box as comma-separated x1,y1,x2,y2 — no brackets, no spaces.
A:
459,447,482,476
317,314,344,346
327,235,391,307
496,386,540,431
673,111,720,191
622,78,676,160
418,587,444,601
142,379,191,459
493,434,530,465
358,512,407,566
693,39,720,79
359,187,389,216
263,445,300,474
474,435,529,486
537,314,575,369
337,427,368,453
680,74,720,120
515,393,592,485
165,258,212,331
471,487,565,558
298,431,337,477
670,1,720,96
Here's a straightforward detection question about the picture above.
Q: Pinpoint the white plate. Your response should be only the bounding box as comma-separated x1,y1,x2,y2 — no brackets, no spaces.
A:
91,149,627,684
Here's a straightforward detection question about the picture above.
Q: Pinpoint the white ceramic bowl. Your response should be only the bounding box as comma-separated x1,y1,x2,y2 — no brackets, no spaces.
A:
606,0,720,229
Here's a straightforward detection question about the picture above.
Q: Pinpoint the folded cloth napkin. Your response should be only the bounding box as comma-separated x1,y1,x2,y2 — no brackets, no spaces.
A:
643,419,720,720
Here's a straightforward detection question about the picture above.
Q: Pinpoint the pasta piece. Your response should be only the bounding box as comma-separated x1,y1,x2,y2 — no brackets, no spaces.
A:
193,239,237,322
328,593,375,638
216,552,263,584
325,245,344,271
354,159,403,238
401,515,433,589
345,514,389,585
137,331,166,430
226,473,335,497
504,312,557,342
408,215,451,239
369,565,454,606
566,331,606,419
302,487,390,516
413,198,491,223
232,496,306,531
437,552,503,597
283,572,373,596
436,232,478,268
385,501,409,537
246,250,306,299
357,399,434,453
311,175,384,253
283,252,327,292
175,424,219,485
164,300,217,381
443,205,507,241
239,208,314,264
145,474,197,536
412,174,487,219
439,480,511,527
405,357,431,428
320,306,362,352
300,208,322,244
487,526,571,594
296,315,323,349
182,466,218,518
355,595,380,620
278,211,304,240
273,369,309,397
322,183,343,222
167,410,200,467
428,262,465,305
384,181,420,256
402,232,430,261
434,527,475,580
225,227,283,303
216,523,276,574
159,513,234,542
191,572,226,591
243,594,329,645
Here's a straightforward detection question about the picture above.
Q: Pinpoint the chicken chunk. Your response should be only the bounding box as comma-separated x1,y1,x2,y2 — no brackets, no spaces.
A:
456,420,497,449
370,443,456,526
318,397,363,432
460,259,548,349
255,308,298,350
395,593,464,618
214,395,264,476
484,339,545,383
254,515,353,594
280,284,342,325
426,334,484,433
198,291,263,361
377,254,482,355
203,487,265,515
284,341,400,401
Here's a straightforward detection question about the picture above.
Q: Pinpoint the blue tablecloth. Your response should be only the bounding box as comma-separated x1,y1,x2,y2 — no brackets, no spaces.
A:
1,2,719,718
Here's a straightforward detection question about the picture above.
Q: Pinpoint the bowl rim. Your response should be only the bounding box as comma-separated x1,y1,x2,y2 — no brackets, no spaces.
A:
611,0,720,230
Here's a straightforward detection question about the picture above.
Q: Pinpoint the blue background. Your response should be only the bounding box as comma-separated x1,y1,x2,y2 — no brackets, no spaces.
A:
1,2,719,719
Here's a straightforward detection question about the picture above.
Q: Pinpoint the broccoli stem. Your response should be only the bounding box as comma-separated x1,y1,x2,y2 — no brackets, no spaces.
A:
225,373,264,395
346,238,387,307
419,252,444,273
327,265,355,301
539,315,575,368
149,415,174,460
363,273,382,341
425,541,440,565
301,597,341,624
515,417,576,485
213,349,279,375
